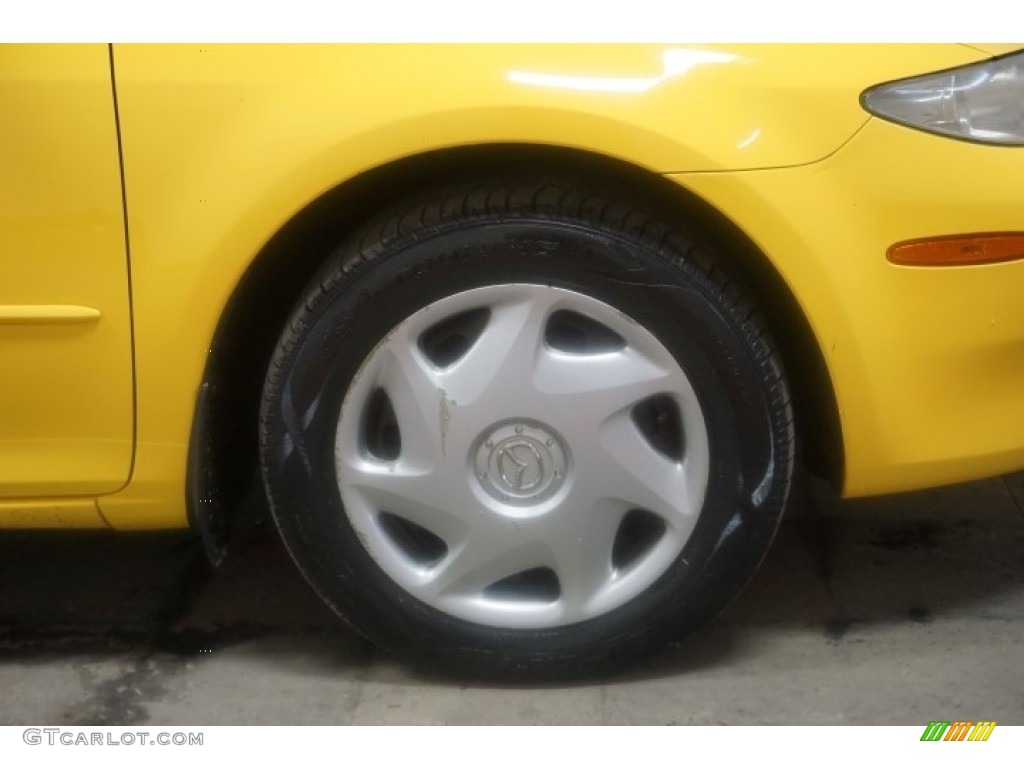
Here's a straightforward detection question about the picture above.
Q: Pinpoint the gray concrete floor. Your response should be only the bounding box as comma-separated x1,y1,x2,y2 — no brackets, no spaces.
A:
1,472,1023,725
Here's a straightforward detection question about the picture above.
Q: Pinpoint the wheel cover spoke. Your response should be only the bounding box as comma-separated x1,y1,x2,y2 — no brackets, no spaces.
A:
438,288,559,409
338,457,472,545
541,497,624,622
424,521,544,600
377,341,450,463
592,409,707,537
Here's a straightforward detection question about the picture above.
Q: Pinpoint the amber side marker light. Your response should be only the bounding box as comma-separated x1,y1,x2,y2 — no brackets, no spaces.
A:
888,233,1024,267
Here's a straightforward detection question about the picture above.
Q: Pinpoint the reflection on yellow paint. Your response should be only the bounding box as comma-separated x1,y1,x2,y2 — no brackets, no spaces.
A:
508,49,738,94
737,127,762,150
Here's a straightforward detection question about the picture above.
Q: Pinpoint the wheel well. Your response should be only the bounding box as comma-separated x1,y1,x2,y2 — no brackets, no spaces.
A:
191,144,843,554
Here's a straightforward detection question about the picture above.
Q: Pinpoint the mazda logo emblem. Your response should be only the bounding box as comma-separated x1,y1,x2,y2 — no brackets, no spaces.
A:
496,440,544,492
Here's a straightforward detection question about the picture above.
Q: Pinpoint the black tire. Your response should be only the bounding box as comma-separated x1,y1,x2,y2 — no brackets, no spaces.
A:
259,180,794,678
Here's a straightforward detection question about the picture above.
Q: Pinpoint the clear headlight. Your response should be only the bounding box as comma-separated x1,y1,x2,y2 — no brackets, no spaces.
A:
862,50,1024,146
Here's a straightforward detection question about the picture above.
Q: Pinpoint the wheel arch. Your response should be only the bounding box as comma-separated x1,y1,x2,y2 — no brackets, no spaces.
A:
187,144,843,560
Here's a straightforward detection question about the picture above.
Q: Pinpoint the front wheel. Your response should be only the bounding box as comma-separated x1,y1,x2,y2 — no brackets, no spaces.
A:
259,181,794,677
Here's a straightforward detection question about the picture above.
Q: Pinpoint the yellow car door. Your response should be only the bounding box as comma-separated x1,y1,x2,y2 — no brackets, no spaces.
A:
0,44,133,500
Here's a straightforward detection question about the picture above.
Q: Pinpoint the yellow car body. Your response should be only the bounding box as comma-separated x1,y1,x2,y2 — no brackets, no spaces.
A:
2,42,1023,531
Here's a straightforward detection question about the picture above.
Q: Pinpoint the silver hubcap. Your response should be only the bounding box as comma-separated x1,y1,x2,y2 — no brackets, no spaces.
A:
335,284,709,629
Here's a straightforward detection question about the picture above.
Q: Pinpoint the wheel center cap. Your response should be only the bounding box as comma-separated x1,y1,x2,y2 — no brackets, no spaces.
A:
475,422,568,506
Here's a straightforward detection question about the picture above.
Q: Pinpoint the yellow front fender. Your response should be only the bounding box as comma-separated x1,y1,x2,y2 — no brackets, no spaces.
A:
100,43,988,527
